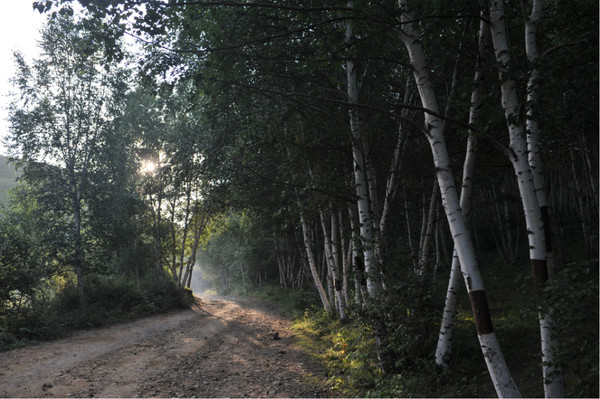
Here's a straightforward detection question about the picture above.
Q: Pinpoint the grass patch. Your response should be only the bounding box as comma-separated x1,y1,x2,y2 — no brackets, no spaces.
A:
247,284,322,318
292,306,496,398
291,308,378,397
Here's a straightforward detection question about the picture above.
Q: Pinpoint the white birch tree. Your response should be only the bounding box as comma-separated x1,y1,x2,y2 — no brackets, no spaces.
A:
397,1,521,395
299,209,333,315
488,0,564,395
320,208,347,321
435,8,489,369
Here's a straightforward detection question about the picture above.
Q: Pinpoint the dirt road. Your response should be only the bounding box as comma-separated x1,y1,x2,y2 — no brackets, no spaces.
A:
0,296,329,398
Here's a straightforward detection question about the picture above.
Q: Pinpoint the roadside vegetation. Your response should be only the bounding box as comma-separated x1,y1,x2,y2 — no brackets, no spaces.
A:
260,259,597,398
0,269,193,351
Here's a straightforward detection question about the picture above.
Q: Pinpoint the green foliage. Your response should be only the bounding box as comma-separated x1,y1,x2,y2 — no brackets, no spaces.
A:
293,296,492,398
543,261,599,397
0,270,192,352
378,280,440,372
293,305,424,398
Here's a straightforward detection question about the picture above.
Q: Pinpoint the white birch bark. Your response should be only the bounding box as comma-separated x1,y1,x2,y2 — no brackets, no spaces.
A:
348,205,366,308
320,209,347,321
398,1,520,396
339,210,351,305
300,212,332,315
525,0,546,211
346,3,382,297
435,129,480,367
274,234,287,288
418,180,439,276
435,12,487,369
489,0,546,265
346,9,394,370
323,241,336,307
490,0,564,395
330,210,348,321
523,1,564,395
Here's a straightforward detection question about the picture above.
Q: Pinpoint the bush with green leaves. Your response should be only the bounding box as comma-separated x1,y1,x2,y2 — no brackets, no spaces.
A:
543,260,599,397
0,270,193,351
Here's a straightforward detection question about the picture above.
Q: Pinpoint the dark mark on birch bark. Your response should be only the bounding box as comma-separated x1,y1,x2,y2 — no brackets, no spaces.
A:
469,290,494,335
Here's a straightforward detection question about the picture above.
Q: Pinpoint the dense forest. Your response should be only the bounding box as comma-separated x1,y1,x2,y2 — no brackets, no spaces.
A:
0,0,597,397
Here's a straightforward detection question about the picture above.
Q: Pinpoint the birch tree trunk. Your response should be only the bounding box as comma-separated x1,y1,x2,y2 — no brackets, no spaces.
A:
338,210,351,305
300,212,332,315
73,186,85,309
436,13,488,368
346,1,394,372
398,1,521,396
489,0,564,395
418,180,439,276
345,2,382,297
524,0,555,274
320,209,347,321
276,239,286,289
348,205,366,308
330,209,348,321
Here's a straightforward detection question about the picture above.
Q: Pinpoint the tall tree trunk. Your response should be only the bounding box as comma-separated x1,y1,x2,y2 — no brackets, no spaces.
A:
346,5,382,297
435,10,487,367
418,180,439,276
73,190,85,309
239,262,247,295
570,149,594,255
300,212,332,315
168,198,178,279
338,210,351,306
345,1,392,372
185,263,193,289
348,205,366,308
330,209,347,321
67,159,86,309
490,0,564,395
398,1,521,396
182,213,206,289
324,248,336,309
403,183,417,268
178,183,193,285
150,192,164,271
274,233,287,289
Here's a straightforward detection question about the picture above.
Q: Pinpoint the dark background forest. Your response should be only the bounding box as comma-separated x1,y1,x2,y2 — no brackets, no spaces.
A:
0,0,597,397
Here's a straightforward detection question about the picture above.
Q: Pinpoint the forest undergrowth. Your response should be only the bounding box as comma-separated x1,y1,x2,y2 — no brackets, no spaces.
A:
254,257,599,398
